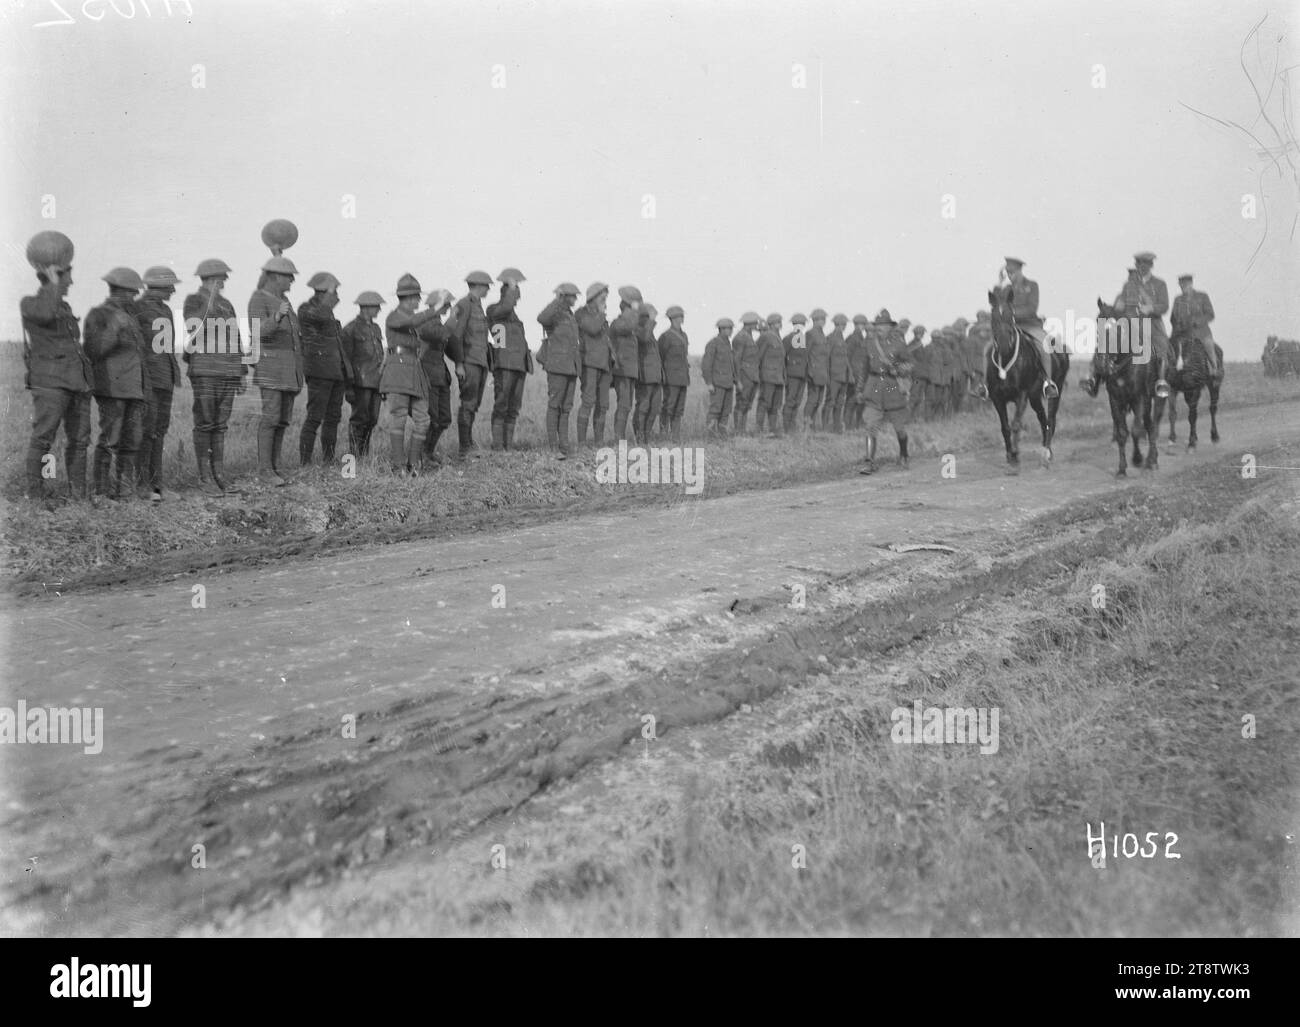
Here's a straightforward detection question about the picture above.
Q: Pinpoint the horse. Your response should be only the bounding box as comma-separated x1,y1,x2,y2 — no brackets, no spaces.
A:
1088,299,1165,476
985,289,1069,471
1165,331,1222,448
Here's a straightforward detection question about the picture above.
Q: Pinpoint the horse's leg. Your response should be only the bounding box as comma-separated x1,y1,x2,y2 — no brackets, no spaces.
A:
1029,392,1052,467
1209,379,1220,443
996,398,1017,471
1144,394,1161,471
1186,386,1201,449
1167,390,1178,442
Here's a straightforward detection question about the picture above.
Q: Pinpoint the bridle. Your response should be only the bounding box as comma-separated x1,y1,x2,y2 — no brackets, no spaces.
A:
989,302,1022,381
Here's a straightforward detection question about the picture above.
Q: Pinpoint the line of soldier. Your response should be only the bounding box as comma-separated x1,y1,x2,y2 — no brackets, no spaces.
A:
21,251,1030,505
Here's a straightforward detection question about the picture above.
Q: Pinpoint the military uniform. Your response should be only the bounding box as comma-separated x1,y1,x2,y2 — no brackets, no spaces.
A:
609,292,641,443
1170,282,1218,371
184,264,246,494
536,287,582,455
84,284,148,499
781,315,809,432
576,284,612,445
633,310,664,442
906,331,930,420
486,282,533,450
859,310,912,473
416,294,463,465
20,277,92,500
657,319,690,442
825,316,852,432
449,272,493,454
250,267,303,482
133,283,181,497
298,291,351,464
341,303,385,457
803,312,830,430
700,319,736,435
756,317,786,435
847,318,872,429
731,314,761,432
382,276,434,471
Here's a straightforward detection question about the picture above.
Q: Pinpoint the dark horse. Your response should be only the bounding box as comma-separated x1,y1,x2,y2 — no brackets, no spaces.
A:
1164,332,1223,448
1088,299,1166,476
986,289,1069,471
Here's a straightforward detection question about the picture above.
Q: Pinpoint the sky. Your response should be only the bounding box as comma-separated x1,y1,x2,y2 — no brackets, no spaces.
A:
2,0,1297,358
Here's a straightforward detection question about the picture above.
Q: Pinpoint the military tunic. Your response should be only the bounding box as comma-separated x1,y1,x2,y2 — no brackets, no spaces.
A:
537,297,581,453
576,303,612,444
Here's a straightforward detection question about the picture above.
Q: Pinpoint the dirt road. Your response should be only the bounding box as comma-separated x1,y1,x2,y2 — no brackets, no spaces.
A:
2,399,1297,935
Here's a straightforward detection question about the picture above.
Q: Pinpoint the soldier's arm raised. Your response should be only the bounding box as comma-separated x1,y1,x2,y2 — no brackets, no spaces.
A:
20,281,63,325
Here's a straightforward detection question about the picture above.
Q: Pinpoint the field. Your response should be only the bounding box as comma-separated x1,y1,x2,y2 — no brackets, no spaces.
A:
0,339,1292,589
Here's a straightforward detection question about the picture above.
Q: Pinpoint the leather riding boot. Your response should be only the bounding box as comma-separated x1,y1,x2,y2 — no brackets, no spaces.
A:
299,430,314,467
860,435,878,475
491,419,505,451
424,427,445,465
407,434,425,474
210,434,236,493
503,423,515,451
457,422,473,460
256,427,277,484
271,427,290,483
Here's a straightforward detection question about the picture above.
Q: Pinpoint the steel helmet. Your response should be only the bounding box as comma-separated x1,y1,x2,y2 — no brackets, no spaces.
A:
26,230,75,270
307,271,341,291
355,291,385,307
617,285,643,304
665,305,684,319
497,267,526,284
142,266,181,288
586,281,609,301
261,256,299,275
102,267,144,290
395,273,422,297
555,282,581,297
195,258,232,278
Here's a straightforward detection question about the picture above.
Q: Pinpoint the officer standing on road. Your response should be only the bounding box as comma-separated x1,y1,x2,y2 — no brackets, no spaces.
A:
184,258,246,495
20,248,92,504
846,313,869,429
634,303,664,443
609,285,643,443
700,316,737,437
486,268,533,451
134,266,181,502
757,312,786,437
781,312,810,433
298,272,352,467
536,281,582,458
450,270,493,458
341,292,386,458
250,255,303,486
731,311,761,434
418,288,464,467
657,306,690,443
576,282,612,447
804,308,830,432
859,309,913,475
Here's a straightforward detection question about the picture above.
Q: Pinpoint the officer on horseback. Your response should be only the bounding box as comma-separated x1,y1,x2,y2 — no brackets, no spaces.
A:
1170,273,1221,377
1112,251,1171,397
977,257,1058,400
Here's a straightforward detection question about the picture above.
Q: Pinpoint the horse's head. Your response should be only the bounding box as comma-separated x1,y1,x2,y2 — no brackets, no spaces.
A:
987,289,1016,348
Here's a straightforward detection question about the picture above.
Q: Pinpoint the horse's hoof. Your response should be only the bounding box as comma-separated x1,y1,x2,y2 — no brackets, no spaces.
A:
1211,433,1220,444
1132,452,1144,468
1116,468,1127,478
1187,441,1196,451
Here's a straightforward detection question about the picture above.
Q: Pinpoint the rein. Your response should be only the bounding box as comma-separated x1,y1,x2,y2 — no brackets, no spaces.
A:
989,307,1021,381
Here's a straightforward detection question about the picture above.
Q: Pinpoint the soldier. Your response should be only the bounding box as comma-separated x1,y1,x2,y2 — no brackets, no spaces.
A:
486,268,534,451
184,258,246,495
781,313,810,432
134,266,182,502
341,292,386,458
634,304,664,442
1111,252,1171,396
382,274,437,474
731,311,761,433
979,257,1058,401
84,267,148,501
847,313,871,429
757,312,786,437
803,308,830,431
949,318,970,414
700,316,736,436
609,285,643,443
825,313,852,432
859,309,913,474
249,255,303,485
298,272,351,466
536,282,582,457
449,270,493,458
657,306,690,443
906,325,930,421
418,288,464,467
20,252,92,504
576,282,612,446
1170,273,1221,376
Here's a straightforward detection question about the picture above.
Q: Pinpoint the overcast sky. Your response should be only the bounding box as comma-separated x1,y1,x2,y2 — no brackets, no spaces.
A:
3,0,1296,358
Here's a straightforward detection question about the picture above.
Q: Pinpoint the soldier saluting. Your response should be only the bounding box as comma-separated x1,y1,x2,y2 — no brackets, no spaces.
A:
84,267,148,501
609,285,643,443
858,309,913,475
184,259,246,495
978,257,1058,401
450,270,493,458
536,282,583,458
250,255,304,486
486,268,534,451
575,282,611,447
298,272,352,466
341,292,386,458
1111,251,1171,397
